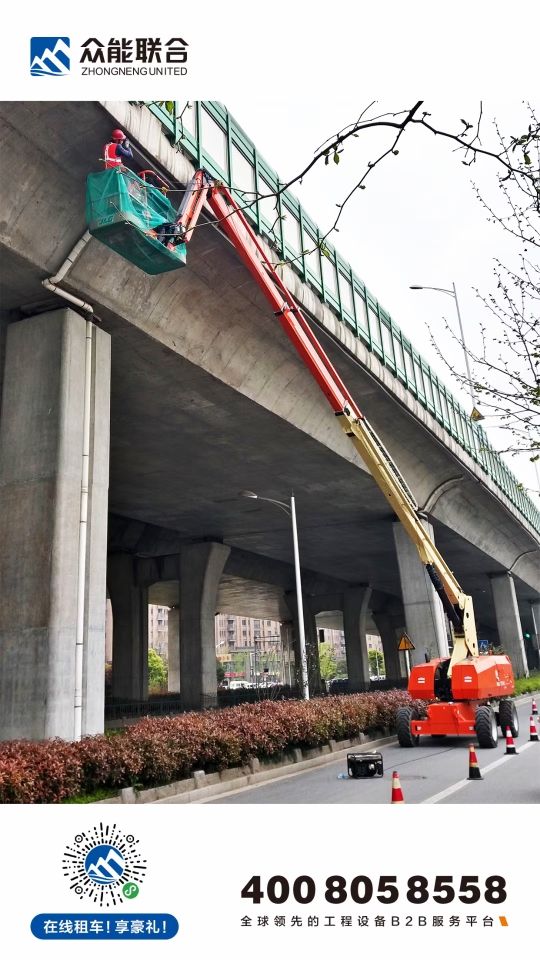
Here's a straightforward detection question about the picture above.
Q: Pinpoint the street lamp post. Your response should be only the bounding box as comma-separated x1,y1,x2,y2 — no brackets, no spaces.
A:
410,282,481,416
239,490,310,700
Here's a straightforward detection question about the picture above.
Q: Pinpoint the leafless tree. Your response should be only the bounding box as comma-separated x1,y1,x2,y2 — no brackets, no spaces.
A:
153,100,540,461
430,106,539,462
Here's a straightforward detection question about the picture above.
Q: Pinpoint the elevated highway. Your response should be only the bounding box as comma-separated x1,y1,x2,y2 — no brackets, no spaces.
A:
0,100,539,739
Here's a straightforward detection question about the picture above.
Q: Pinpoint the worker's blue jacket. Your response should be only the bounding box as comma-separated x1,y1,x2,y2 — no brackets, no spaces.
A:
103,141,133,168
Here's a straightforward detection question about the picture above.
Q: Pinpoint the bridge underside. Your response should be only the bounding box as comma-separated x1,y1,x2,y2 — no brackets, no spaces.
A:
100,315,535,634
2,240,537,633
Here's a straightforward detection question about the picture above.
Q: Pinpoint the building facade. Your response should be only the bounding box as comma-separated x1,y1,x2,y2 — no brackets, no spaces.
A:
149,604,169,660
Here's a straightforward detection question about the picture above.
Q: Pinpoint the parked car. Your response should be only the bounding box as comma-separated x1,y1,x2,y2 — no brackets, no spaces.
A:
327,677,349,694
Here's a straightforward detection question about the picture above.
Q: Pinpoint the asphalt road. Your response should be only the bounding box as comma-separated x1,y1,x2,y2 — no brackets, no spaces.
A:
208,696,539,805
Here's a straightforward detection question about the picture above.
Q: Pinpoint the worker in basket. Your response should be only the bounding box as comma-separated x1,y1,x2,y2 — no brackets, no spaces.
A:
154,219,184,246
103,129,133,170
155,170,212,246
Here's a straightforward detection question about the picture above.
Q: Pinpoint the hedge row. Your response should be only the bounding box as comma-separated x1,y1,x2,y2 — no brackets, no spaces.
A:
0,690,423,804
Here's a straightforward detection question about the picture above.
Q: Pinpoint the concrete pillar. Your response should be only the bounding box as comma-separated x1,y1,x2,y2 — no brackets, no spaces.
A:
531,602,540,651
105,598,113,663
393,520,448,666
168,606,180,693
0,309,110,741
529,601,540,673
279,621,295,687
180,542,230,711
490,573,529,678
343,586,372,691
108,554,149,700
284,593,322,696
371,610,404,682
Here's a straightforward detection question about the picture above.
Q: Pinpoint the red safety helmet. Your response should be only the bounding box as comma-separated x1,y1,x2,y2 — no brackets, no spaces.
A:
111,129,125,141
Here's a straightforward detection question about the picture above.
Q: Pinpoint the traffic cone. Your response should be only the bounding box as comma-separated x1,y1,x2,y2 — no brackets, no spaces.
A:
505,727,516,755
391,771,404,803
529,717,539,742
467,743,483,780
532,698,538,716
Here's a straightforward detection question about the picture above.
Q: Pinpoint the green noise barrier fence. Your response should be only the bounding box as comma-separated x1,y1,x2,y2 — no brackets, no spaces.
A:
131,100,539,535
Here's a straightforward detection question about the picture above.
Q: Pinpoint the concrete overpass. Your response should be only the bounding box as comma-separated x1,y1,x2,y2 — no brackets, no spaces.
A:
0,100,539,741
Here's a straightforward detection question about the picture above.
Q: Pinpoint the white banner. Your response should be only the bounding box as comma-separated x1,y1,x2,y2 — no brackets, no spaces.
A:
1,804,535,956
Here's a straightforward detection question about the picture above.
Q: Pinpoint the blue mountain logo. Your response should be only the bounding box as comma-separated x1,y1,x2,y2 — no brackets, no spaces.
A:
84,844,125,885
30,37,70,76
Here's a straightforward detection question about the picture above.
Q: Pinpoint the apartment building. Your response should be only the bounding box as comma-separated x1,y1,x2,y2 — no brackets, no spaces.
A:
149,604,169,660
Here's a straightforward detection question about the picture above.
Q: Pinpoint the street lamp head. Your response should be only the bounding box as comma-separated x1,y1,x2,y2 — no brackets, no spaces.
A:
238,490,258,499
409,285,423,290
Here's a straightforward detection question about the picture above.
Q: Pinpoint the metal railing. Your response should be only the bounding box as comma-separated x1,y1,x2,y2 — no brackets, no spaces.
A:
136,100,540,537
104,679,409,722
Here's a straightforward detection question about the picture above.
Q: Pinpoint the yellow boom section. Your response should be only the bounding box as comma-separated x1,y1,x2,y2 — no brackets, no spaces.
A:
335,410,478,666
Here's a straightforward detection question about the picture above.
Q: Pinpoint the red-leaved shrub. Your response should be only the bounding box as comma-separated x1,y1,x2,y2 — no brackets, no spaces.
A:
0,691,424,803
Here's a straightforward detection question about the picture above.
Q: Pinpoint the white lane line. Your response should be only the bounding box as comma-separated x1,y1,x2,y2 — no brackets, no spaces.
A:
422,740,536,804
422,777,471,804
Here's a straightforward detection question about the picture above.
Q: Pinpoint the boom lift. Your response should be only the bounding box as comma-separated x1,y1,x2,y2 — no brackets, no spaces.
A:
87,167,517,748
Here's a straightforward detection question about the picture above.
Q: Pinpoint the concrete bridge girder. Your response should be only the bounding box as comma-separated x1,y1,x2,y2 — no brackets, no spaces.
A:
0,101,538,577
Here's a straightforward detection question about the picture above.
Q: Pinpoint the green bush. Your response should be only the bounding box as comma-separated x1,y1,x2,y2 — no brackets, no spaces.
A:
0,689,424,804
513,674,540,696
148,649,167,689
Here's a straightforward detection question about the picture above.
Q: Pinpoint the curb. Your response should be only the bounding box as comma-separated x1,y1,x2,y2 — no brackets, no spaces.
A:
152,733,397,805
92,730,396,805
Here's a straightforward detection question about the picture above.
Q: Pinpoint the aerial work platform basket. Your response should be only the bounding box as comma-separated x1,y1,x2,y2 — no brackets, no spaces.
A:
86,168,187,275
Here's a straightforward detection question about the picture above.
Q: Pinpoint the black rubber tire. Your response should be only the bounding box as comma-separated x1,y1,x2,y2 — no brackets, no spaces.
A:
396,706,419,747
475,704,498,748
498,699,519,738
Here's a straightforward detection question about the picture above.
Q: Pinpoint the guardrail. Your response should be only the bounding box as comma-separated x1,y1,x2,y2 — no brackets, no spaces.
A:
105,687,299,721
140,100,540,537
104,680,409,721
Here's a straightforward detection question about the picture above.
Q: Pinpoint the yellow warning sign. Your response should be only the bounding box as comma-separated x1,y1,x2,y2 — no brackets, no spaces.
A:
398,634,415,651
471,407,485,422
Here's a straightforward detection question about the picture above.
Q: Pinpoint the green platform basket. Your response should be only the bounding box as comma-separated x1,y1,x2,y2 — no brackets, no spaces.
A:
86,169,187,275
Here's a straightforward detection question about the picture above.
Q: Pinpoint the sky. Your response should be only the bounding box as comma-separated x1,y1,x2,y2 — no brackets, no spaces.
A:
225,97,540,503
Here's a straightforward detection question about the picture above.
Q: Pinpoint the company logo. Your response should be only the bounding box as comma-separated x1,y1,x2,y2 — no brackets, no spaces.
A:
30,37,70,76
62,825,146,907
85,845,125,884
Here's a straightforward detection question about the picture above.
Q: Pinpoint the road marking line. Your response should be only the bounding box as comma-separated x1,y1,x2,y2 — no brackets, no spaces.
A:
422,740,536,804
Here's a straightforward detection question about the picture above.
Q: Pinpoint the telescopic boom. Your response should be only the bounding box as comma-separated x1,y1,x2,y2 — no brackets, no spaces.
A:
177,171,478,671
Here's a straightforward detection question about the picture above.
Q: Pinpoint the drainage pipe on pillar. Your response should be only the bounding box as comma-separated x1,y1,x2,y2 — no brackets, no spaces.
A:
42,231,95,741
74,319,93,741
42,231,94,315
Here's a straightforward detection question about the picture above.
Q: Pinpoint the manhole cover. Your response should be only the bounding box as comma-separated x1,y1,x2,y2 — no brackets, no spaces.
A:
396,775,428,780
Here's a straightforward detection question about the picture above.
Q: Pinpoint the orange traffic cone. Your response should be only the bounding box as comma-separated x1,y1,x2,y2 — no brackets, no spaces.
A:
505,727,516,755
529,717,539,742
467,743,483,780
532,698,538,716
391,771,404,803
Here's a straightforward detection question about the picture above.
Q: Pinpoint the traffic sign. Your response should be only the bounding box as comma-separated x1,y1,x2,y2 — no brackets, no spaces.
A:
478,639,489,653
471,407,485,422
398,633,415,652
